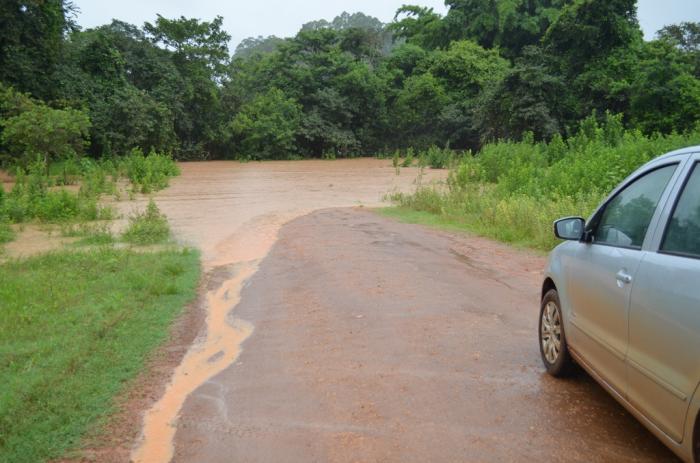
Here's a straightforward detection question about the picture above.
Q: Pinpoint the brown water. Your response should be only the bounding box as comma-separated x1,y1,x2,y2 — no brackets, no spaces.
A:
130,159,445,462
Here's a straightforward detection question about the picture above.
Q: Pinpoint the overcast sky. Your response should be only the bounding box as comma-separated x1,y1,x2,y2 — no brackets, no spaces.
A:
72,0,700,50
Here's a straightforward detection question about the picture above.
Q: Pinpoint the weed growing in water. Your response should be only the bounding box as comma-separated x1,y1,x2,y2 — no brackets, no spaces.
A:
401,147,415,167
392,150,400,175
120,148,180,194
121,199,171,245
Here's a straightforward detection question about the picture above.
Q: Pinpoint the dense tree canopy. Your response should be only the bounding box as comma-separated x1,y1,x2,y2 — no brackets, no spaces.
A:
0,1,698,162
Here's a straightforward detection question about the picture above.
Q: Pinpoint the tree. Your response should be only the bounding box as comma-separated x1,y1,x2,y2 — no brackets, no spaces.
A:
392,73,449,148
56,23,180,156
0,0,76,99
543,0,641,74
658,22,700,78
144,15,231,158
542,0,643,123
474,46,570,142
499,0,570,58
1,100,90,169
234,36,285,58
443,0,500,49
389,6,446,50
228,88,302,160
629,40,700,134
429,40,509,98
427,40,510,148
144,15,231,78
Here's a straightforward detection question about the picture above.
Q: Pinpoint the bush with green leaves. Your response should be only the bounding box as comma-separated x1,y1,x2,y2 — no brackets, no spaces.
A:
119,148,180,194
394,113,700,250
0,100,91,170
417,145,456,169
121,200,171,245
0,220,13,245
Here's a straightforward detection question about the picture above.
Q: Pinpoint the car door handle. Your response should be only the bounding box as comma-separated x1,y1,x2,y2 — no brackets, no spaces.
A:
616,270,633,285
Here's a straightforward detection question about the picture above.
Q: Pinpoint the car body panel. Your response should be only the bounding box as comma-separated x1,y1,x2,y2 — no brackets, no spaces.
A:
627,251,700,442
543,146,700,463
566,244,641,396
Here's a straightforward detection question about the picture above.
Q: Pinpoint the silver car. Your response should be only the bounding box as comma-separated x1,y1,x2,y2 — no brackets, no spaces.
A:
540,146,700,462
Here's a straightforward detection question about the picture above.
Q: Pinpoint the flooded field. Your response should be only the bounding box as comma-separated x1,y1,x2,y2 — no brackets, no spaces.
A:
124,159,442,265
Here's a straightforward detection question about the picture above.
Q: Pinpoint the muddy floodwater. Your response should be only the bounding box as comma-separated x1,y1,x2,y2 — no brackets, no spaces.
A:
130,159,446,462
122,159,442,265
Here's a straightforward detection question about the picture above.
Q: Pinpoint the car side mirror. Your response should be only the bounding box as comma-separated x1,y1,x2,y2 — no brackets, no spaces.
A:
554,217,585,241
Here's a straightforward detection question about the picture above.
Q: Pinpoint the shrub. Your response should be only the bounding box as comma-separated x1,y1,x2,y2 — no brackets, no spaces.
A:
418,145,455,169
121,200,171,245
0,220,14,245
0,101,91,170
394,113,700,250
119,148,180,194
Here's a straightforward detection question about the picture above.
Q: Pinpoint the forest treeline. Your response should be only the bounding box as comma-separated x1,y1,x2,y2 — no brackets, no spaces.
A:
0,0,699,163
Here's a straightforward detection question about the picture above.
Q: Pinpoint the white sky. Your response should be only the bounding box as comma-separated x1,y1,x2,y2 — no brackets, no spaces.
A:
72,0,700,49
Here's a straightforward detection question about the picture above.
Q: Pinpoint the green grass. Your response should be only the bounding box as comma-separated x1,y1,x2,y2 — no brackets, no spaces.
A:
376,206,548,254
61,222,115,247
0,247,200,463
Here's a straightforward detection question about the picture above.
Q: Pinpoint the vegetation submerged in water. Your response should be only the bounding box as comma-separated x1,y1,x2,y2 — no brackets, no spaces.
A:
0,151,179,227
121,200,171,245
389,114,700,251
0,247,200,463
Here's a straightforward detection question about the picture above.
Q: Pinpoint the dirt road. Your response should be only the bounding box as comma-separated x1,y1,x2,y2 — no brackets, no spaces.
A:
128,160,677,462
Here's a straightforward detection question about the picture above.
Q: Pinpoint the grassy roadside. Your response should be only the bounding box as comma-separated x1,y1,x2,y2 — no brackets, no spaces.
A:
387,114,700,252
0,247,200,463
376,206,548,254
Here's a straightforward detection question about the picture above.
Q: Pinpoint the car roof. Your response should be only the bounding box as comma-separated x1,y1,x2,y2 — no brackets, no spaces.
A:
654,145,700,163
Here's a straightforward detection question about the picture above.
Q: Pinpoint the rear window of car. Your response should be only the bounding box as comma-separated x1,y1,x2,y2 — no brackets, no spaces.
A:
661,162,700,258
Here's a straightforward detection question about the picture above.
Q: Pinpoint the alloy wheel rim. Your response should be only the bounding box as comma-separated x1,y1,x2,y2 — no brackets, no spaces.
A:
541,301,562,364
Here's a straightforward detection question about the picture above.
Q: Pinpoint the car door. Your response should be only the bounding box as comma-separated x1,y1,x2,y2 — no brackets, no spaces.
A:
627,158,700,443
567,163,679,396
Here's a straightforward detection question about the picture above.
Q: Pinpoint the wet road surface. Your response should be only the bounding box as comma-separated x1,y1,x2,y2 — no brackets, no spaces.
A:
171,208,679,462
131,160,446,461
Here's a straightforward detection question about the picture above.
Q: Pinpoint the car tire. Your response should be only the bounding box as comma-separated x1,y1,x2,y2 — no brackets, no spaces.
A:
539,289,573,377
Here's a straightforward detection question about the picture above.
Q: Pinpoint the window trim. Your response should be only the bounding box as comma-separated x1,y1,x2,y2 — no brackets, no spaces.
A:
587,163,680,251
659,161,700,261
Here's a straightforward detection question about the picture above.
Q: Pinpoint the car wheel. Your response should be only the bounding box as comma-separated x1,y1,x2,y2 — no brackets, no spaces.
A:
539,289,573,377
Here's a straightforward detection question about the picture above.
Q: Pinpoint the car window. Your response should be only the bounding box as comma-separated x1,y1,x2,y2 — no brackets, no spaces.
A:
662,163,700,258
594,164,677,249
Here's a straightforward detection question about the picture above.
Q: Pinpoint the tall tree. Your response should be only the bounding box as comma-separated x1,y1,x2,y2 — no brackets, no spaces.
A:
658,22,700,78
0,0,76,99
443,0,500,49
144,15,231,158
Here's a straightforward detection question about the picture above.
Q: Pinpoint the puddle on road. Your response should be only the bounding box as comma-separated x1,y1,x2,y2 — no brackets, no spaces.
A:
130,159,445,462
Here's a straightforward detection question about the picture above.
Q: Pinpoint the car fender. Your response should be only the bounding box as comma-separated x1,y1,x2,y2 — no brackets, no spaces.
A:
543,241,577,332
